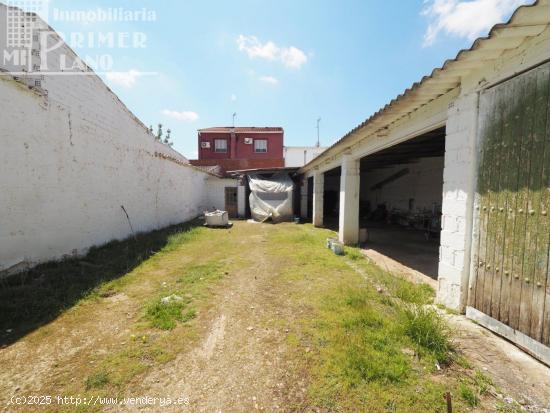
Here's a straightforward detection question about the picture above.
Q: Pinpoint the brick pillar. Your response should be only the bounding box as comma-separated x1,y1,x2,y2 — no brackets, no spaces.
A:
436,93,479,312
313,172,324,227
338,155,360,245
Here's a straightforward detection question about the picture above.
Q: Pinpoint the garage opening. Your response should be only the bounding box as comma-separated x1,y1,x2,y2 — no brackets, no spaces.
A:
359,127,446,279
306,176,313,222
323,166,341,230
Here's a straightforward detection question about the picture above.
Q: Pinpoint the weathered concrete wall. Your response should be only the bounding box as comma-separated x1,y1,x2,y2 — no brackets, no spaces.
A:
205,178,245,217
0,74,214,274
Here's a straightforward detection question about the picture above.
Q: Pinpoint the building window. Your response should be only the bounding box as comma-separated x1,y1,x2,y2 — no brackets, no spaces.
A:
214,139,227,153
254,139,268,153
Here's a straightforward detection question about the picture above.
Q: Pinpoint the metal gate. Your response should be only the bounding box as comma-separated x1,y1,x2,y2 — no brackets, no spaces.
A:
468,62,550,358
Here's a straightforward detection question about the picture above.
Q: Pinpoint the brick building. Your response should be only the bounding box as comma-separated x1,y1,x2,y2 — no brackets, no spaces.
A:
190,127,284,173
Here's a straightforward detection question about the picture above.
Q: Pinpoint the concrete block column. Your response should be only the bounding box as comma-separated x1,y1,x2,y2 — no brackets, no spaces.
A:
436,92,479,312
312,172,324,227
237,185,246,218
300,178,308,219
338,155,360,245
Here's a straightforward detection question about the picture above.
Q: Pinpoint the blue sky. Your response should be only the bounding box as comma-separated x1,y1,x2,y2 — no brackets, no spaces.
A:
32,0,532,158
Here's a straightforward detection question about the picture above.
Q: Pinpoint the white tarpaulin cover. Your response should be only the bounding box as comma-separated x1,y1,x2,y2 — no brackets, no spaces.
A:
248,172,294,222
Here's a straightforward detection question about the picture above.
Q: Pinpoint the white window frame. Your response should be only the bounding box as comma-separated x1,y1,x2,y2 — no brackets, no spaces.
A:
214,139,228,153
254,139,268,153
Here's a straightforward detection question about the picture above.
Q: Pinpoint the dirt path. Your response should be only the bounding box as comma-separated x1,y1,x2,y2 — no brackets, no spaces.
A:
113,227,306,412
0,223,305,413
2,222,548,412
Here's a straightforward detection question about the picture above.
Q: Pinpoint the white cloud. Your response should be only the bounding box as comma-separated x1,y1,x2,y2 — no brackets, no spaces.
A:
280,46,308,69
259,75,279,85
162,110,199,122
236,35,308,69
422,0,533,46
231,94,237,102
105,70,143,88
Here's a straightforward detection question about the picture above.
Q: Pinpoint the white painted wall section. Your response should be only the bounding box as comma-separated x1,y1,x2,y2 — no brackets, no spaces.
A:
437,93,479,311
360,157,444,211
284,147,327,167
338,156,360,245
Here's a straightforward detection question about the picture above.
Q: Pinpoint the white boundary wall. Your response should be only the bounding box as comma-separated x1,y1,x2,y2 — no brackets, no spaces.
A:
0,74,215,274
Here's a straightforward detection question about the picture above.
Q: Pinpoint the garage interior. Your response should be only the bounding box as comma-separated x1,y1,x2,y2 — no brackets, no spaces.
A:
359,127,446,279
323,166,341,229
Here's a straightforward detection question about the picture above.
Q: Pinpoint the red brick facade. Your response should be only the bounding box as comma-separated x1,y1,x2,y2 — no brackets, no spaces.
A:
189,127,284,173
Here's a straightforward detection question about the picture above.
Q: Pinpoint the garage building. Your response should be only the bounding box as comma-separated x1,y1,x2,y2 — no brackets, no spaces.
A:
298,1,550,365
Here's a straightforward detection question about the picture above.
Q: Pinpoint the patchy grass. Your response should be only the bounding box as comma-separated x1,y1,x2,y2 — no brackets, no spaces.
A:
472,369,493,395
0,219,256,412
495,400,524,412
265,223,475,412
85,371,110,390
460,383,479,407
344,247,364,261
0,220,203,345
142,261,225,330
2,221,490,412
145,298,196,330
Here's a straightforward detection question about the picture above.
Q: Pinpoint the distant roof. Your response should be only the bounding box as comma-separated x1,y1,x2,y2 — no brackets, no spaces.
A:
226,166,298,176
198,127,283,133
193,164,223,177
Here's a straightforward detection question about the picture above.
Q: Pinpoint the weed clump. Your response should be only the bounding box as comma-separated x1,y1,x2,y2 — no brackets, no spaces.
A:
401,305,453,364
460,383,479,407
145,298,195,330
85,371,110,389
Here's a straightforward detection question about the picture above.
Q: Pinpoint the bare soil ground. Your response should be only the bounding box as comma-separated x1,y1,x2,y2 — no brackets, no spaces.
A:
114,226,308,412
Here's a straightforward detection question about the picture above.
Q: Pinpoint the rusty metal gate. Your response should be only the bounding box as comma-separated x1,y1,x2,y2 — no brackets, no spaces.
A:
225,187,238,218
469,62,550,357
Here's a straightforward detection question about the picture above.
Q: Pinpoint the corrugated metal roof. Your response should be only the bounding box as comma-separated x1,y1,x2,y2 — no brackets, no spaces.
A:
299,0,550,174
198,127,284,133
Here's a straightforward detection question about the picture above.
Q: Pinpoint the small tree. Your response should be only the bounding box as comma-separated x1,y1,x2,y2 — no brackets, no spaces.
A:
164,129,174,147
150,123,174,146
156,124,163,142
